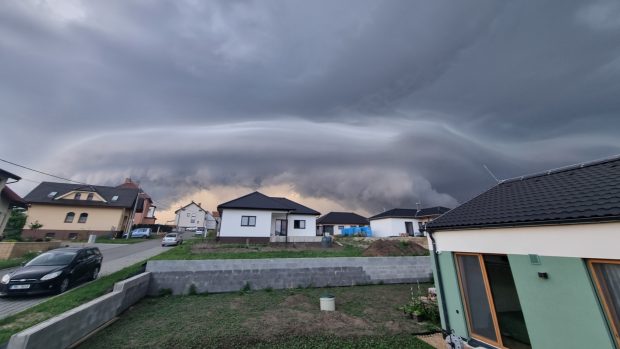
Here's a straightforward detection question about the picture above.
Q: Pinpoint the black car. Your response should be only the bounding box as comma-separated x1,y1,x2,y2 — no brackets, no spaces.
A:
0,247,103,296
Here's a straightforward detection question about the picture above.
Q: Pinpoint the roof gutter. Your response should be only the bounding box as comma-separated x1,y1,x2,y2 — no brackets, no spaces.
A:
427,229,452,342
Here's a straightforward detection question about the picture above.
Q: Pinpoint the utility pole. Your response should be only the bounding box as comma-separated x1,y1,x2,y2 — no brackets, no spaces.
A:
125,186,141,239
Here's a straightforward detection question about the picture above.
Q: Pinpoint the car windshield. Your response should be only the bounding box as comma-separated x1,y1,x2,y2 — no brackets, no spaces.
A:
165,234,177,238
26,251,76,266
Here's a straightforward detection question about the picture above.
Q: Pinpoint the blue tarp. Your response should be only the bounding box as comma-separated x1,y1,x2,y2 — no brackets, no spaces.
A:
341,226,372,237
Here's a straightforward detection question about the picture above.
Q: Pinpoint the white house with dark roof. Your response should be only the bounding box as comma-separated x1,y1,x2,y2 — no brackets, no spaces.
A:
316,212,369,236
217,191,321,243
427,156,620,349
369,207,450,237
175,201,217,231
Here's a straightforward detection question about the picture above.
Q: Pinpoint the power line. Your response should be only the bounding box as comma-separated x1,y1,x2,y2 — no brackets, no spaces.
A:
0,158,88,185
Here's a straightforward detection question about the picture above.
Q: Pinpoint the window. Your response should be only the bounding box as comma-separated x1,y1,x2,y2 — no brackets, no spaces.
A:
241,216,256,226
48,191,57,198
294,220,306,229
111,195,119,201
87,193,94,201
338,225,345,230
78,213,88,223
589,260,620,347
74,193,82,200
45,232,55,238
68,233,78,240
64,212,75,223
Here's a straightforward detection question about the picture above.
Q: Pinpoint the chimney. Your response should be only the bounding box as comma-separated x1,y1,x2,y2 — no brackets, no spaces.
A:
124,178,132,184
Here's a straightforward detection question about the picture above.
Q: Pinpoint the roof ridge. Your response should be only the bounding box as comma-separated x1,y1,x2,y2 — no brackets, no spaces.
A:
502,153,620,184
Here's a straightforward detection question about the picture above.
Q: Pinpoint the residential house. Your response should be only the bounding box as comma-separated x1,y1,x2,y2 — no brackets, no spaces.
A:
426,156,620,349
175,201,217,231
22,181,142,240
217,191,320,243
0,168,26,234
369,207,450,237
116,178,157,225
316,212,369,236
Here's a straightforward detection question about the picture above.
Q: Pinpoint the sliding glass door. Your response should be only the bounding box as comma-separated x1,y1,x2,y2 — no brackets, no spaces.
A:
455,253,531,348
589,260,620,348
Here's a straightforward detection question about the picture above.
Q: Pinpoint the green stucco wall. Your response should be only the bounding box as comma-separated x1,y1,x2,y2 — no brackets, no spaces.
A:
432,251,468,338
435,252,616,348
508,255,615,349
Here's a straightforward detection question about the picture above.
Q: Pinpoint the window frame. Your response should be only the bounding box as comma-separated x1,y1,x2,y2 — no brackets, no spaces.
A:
87,193,94,201
241,216,256,227
74,193,82,200
64,212,75,223
294,220,306,229
78,213,88,224
454,252,504,348
588,259,620,347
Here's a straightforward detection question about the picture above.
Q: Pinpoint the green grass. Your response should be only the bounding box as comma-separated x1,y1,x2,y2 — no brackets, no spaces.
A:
79,284,435,348
151,239,365,260
0,262,144,343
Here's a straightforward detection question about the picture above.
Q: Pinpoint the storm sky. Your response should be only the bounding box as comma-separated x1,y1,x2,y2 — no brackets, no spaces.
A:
2,0,620,220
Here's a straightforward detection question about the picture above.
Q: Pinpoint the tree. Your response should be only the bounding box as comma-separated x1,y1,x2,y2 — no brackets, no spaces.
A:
3,209,28,241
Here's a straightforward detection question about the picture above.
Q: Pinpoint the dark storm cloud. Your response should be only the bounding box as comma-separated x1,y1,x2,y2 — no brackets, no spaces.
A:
2,0,620,213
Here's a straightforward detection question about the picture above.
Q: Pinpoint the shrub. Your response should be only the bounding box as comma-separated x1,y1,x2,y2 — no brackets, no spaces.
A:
158,288,173,297
188,284,198,296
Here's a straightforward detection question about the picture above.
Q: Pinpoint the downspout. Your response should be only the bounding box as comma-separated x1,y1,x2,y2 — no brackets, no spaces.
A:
285,211,290,245
428,229,451,336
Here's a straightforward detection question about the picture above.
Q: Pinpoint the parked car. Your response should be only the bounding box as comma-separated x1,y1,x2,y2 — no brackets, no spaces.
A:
185,226,197,232
162,233,183,247
0,247,102,296
194,227,205,237
122,227,152,238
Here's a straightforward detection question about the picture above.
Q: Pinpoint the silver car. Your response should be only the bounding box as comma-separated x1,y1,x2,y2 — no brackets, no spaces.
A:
161,233,183,247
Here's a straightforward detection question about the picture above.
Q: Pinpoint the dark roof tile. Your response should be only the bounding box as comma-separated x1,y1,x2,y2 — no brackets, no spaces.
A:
428,157,620,230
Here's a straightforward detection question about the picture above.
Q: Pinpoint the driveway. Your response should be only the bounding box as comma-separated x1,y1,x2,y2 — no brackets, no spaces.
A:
0,232,186,320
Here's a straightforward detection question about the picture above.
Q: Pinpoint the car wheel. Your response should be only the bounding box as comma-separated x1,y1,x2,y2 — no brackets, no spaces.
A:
91,267,100,281
162,244,165,247
58,278,70,294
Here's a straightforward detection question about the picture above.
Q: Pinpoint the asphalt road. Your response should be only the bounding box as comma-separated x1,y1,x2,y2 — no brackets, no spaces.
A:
0,233,186,320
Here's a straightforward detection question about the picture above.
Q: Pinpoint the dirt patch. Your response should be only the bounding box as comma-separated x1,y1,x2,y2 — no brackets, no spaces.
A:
361,239,428,257
246,308,375,340
280,294,313,311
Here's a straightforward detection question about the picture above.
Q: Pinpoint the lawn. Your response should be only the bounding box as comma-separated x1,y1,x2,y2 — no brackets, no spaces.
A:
0,262,144,344
152,238,428,261
79,283,437,349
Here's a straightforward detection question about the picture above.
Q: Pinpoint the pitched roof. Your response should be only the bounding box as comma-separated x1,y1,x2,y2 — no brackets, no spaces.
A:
0,168,21,181
369,207,451,220
24,182,139,208
174,201,206,214
428,156,620,230
416,206,451,217
1,186,26,208
271,197,321,215
217,191,320,215
317,212,369,225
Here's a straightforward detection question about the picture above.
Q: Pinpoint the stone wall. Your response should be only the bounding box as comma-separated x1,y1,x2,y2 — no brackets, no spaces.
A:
21,229,117,241
146,256,432,295
0,241,62,260
7,272,150,349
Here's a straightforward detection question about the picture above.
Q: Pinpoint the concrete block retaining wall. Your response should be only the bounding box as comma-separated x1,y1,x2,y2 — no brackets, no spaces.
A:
7,272,150,349
146,256,432,295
